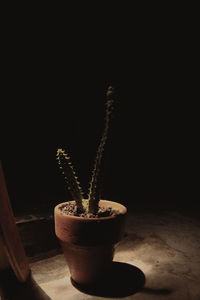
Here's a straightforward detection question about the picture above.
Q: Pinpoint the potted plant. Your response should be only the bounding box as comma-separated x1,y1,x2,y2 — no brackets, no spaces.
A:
54,86,127,286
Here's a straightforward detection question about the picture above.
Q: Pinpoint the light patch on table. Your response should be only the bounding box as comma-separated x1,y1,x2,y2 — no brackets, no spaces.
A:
29,212,200,300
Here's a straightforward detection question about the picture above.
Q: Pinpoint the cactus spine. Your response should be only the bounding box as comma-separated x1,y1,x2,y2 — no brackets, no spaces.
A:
88,86,115,213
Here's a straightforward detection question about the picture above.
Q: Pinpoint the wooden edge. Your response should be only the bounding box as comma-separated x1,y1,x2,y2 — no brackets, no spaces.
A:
0,161,30,282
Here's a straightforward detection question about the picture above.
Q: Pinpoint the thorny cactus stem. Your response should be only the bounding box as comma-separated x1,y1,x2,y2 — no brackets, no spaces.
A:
56,148,85,213
88,86,115,214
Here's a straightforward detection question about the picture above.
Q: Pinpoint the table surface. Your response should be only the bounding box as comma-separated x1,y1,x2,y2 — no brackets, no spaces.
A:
1,211,200,300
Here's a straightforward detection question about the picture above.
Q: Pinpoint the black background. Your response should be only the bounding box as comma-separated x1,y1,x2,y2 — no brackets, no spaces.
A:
0,24,198,215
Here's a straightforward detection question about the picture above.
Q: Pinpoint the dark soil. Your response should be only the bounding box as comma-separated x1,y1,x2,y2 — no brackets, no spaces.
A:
59,202,120,218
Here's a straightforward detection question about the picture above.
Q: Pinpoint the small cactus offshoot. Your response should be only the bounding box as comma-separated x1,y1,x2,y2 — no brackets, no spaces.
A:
56,86,115,215
56,148,85,213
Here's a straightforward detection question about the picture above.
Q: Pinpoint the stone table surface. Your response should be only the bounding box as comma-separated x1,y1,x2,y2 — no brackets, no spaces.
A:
1,210,200,299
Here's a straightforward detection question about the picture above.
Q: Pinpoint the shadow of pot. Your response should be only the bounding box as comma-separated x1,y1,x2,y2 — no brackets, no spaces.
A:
54,200,127,285
71,262,146,298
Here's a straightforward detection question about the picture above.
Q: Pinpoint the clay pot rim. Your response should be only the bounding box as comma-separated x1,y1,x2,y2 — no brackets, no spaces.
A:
54,200,127,221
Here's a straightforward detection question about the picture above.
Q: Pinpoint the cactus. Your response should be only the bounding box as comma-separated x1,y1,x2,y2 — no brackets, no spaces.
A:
88,86,115,213
56,86,115,215
56,148,85,213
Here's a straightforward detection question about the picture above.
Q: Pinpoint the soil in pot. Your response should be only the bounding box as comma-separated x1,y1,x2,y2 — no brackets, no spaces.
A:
59,201,121,218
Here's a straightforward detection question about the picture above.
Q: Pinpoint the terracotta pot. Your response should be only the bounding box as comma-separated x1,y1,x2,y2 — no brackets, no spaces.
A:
54,200,127,285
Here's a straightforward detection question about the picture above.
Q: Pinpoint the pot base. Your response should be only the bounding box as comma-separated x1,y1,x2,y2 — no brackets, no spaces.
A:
61,242,115,285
